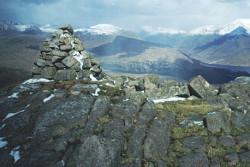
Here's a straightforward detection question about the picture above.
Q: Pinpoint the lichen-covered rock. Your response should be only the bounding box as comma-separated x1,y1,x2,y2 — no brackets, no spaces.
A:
144,111,175,158
237,134,250,147
231,112,250,127
76,135,121,167
239,151,250,163
225,153,239,166
188,75,216,98
206,111,231,134
54,70,77,81
219,135,235,147
183,136,206,152
41,67,57,79
210,156,220,167
179,153,209,167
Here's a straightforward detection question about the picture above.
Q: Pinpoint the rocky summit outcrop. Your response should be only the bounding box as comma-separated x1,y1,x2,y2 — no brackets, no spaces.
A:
0,26,250,167
32,24,102,81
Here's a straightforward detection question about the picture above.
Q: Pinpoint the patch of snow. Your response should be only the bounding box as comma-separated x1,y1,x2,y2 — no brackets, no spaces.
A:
8,92,19,99
15,24,30,32
179,120,204,127
76,24,122,35
43,94,55,103
218,19,250,35
10,146,21,163
60,33,70,38
105,83,115,87
89,74,98,81
70,39,75,49
25,104,30,108
210,59,224,64
189,25,218,35
0,137,8,149
193,121,204,126
39,24,57,33
3,110,25,121
73,51,84,70
143,25,186,35
22,78,53,84
92,88,101,96
0,124,6,130
153,97,186,103
208,111,218,115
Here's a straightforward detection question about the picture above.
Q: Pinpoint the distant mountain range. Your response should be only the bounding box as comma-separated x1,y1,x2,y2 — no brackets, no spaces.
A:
0,20,250,86
142,19,250,67
142,19,250,35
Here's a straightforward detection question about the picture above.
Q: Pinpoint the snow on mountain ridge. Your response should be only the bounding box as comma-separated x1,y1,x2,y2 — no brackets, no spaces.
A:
14,24,31,32
143,26,187,35
144,19,250,35
39,24,57,33
218,19,250,35
75,24,123,35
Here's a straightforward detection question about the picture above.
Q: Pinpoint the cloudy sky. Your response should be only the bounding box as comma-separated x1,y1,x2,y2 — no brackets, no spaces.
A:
0,0,250,31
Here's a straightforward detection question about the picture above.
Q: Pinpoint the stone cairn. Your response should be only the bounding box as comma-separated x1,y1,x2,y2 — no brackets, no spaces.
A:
32,24,102,81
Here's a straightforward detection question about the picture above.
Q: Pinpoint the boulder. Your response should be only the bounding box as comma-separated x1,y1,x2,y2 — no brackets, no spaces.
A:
144,111,175,158
62,56,78,68
188,75,216,98
179,153,209,167
159,80,190,98
239,151,250,163
59,24,74,34
54,62,66,69
41,45,52,52
231,112,250,127
74,44,84,51
36,59,47,67
206,111,231,134
32,66,42,75
60,45,72,51
82,58,92,69
76,135,121,167
237,134,250,147
54,70,77,81
41,67,57,79
127,128,146,158
210,156,220,167
219,135,235,147
225,153,239,166
52,50,68,57
183,136,206,152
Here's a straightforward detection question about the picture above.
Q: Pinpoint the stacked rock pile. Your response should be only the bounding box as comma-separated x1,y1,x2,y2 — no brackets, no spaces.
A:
32,24,102,81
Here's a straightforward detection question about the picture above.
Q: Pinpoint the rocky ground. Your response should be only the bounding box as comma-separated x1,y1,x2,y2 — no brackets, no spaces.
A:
0,74,249,167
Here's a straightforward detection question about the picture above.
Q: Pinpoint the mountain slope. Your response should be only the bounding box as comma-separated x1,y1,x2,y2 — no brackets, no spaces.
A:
193,28,250,66
0,35,44,71
90,36,249,84
76,24,142,49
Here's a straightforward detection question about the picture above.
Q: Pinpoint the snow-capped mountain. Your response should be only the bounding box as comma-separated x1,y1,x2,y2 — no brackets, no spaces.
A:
190,19,250,35
0,20,42,35
75,24,123,35
142,26,186,35
143,19,250,35
39,24,57,33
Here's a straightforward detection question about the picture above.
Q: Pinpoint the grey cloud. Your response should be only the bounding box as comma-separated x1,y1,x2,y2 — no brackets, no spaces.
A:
0,0,250,31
